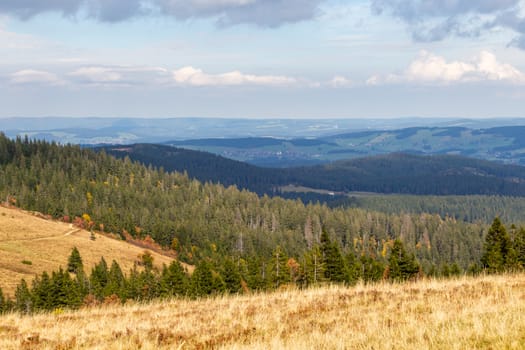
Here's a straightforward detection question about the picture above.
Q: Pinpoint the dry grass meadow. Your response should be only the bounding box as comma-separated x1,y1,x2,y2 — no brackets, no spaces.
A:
0,273,524,349
0,205,175,296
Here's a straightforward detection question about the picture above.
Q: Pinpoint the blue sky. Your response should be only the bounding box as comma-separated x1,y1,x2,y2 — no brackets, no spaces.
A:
1,0,525,118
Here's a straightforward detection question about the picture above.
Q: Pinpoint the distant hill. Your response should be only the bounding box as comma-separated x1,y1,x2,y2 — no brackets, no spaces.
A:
100,144,525,198
288,153,525,196
0,205,175,296
102,144,284,195
165,125,525,167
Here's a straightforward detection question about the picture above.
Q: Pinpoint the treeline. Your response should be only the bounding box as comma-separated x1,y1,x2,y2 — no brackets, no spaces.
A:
2,216,524,314
0,237,425,314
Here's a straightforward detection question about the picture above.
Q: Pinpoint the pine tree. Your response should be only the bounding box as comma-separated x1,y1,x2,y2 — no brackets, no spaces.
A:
481,218,512,273
244,256,266,291
268,245,290,288
139,266,159,301
345,250,360,285
191,260,214,297
90,257,109,300
67,247,84,274
32,271,53,310
514,227,525,268
320,230,348,283
15,279,33,314
221,258,242,294
0,286,7,313
50,268,82,309
300,245,325,287
388,240,419,282
104,260,127,301
359,255,384,283
160,260,189,297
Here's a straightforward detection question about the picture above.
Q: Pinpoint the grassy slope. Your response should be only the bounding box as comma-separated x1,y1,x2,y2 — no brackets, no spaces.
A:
1,274,524,349
0,205,174,296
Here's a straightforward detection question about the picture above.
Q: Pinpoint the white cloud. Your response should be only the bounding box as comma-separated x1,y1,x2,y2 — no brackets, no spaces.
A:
68,66,169,85
69,67,123,83
329,75,353,88
368,50,525,85
10,69,63,85
7,64,354,90
405,51,476,82
0,27,43,50
172,66,297,86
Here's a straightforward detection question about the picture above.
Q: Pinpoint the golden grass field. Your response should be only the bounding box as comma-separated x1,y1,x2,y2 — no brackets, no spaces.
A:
0,273,524,349
0,205,175,296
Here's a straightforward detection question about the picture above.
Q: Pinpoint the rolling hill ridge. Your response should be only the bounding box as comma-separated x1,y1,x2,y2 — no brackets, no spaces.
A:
103,144,525,198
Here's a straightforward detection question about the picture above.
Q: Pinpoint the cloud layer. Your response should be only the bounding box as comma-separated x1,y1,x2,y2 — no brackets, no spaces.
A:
368,51,525,85
172,66,297,86
371,0,525,48
0,0,322,27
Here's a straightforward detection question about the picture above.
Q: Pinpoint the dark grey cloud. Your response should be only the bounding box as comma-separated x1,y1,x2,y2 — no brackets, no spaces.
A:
219,0,322,27
0,0,145,22
371,0,519,21
0,0,83,20
371,0,525,48
0,0,323,27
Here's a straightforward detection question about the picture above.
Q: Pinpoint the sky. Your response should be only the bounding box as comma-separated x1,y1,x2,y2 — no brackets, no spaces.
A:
1,0,525,119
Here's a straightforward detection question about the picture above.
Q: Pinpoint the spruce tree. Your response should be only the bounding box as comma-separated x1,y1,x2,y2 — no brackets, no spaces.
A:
300,245,326,287
32,271,53,310
15,279,33,314
388,240,419,282
345,250,360,285
90,257,109,300
244,256,266,291
359,255,384,283
160,260,189,297
268,245,290,288
50,268,82,309
191,260,214,297
67,247,84,274
221,258,242,294
514,227,525,268
481,218,512,273
320,230,348,283
104,260,127,301
0,286,6,313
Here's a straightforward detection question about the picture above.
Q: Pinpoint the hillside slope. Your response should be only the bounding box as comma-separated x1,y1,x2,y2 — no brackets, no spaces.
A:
289,153,525,195
0,205,174,296
102,143,525,197
1,274,523,349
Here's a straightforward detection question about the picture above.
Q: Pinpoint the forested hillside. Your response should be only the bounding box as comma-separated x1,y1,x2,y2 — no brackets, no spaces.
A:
289,153,525,196
103,143,525,198
3,133,525,309
340,195,525,225
102,144,283,195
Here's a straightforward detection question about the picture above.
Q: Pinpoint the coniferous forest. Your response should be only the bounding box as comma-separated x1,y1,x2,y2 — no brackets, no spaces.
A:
1,133,525,313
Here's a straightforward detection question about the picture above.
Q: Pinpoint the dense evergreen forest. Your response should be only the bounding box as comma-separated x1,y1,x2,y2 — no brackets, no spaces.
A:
2,133,525,314
0,134,487,268
103,143,525,197
339,195,525,225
